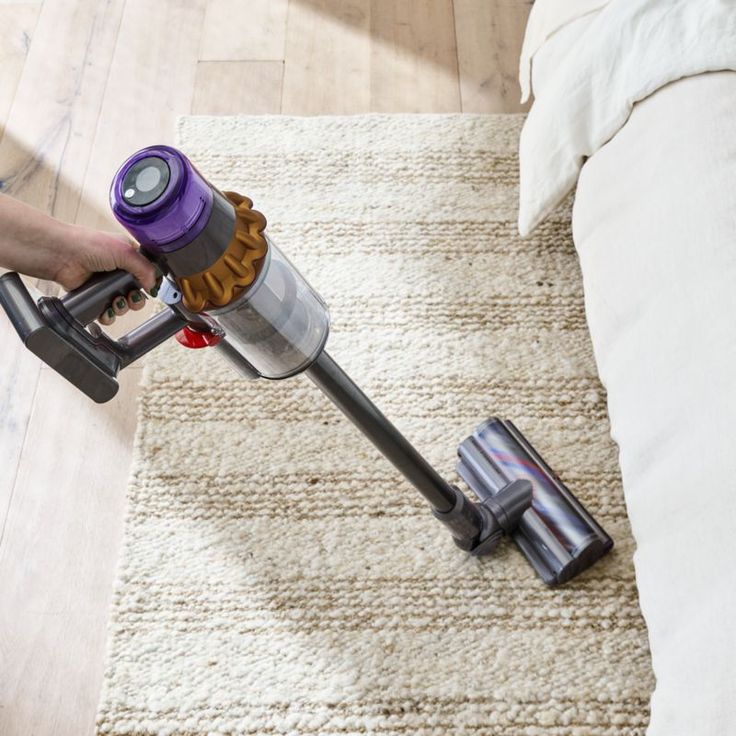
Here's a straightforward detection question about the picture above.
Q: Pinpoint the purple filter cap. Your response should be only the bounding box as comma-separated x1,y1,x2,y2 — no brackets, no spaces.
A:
110,145,213,253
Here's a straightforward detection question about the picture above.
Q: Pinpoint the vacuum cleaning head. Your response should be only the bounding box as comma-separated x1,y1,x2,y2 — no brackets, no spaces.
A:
458,418,613,585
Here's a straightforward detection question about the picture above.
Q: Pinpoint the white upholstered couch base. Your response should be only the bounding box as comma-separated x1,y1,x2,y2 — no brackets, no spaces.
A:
573,70,736,735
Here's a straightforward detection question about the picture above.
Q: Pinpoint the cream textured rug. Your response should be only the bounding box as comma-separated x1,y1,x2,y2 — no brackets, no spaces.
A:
96,115,654,735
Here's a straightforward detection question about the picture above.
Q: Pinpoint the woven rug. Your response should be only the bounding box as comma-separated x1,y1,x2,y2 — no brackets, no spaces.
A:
96,115,654,735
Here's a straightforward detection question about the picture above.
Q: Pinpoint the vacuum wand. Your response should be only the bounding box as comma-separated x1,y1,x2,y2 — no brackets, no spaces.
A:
208,339,531,555
306,351,458,513
305,351,533,553
0,144,614,585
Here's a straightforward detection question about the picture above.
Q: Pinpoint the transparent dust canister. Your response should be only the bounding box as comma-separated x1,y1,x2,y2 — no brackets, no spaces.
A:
213,237,330,379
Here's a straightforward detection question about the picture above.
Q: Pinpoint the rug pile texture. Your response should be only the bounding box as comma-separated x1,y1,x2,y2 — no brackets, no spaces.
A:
96,114,654,735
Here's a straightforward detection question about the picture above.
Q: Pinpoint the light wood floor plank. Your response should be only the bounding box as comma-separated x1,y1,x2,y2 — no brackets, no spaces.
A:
75,0,206,231
0,4,39,139
0,0,126,599
369,0,460,112
0,313,41,545
282,0,371,115
0,367,142,736
454,0,532,113
200,0,288,61
192,61,284,115
0,0,124,220
0,3,206,735
0,3,42,530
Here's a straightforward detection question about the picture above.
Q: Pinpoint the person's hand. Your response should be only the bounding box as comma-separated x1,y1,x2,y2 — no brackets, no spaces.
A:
60,227,158,326
0,193,157,324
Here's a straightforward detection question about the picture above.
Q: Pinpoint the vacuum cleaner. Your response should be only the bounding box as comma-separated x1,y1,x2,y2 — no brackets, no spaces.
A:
0,145,613,586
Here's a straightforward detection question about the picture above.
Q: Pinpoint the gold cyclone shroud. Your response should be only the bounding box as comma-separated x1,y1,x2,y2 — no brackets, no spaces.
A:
178,192,268,313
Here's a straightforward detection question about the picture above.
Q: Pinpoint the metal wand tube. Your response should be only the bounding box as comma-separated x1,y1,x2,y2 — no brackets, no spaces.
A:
305,350,463,515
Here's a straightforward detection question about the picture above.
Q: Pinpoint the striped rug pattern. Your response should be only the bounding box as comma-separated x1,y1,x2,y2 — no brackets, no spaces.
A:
96,115,654,735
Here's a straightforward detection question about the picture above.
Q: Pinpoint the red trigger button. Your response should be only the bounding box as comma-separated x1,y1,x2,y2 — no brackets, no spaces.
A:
175,325,222,349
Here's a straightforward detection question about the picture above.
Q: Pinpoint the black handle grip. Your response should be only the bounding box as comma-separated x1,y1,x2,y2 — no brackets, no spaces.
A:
61,268,141,326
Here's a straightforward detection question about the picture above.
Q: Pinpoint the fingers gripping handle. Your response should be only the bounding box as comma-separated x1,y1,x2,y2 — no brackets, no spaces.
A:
61,268,141,325
0,271,186,403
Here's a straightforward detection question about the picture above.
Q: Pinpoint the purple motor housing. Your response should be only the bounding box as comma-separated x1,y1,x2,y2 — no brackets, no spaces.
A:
110,145,213,254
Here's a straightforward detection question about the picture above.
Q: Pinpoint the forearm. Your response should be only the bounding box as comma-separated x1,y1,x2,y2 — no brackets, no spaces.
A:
0,193,75,283
0,193,155,292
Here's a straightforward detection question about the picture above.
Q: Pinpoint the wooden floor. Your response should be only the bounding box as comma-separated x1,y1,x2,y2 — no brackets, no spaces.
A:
0,2,531,734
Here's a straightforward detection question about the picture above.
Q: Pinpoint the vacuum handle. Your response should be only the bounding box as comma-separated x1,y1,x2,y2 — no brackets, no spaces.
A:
61,268,143,325
0,271,187,403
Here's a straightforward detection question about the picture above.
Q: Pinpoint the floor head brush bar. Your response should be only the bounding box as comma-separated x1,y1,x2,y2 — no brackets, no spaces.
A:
0,145,613,585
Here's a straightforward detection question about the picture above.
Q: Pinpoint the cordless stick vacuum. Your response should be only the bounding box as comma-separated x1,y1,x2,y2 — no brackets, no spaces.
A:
0,146,613,586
